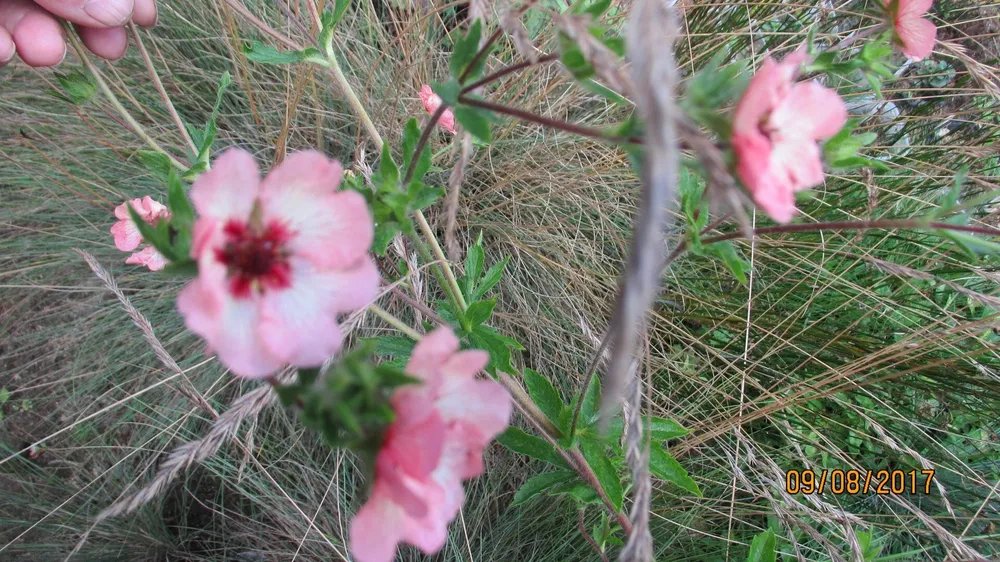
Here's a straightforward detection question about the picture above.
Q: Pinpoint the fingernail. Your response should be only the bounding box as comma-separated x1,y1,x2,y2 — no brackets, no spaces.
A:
1,45,15,65
84,0,133,27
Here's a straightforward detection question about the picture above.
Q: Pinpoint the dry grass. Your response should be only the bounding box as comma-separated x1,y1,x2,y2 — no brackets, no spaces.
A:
1,0,999,560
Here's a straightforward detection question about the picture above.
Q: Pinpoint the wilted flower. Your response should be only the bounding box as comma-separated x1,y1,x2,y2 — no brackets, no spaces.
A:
110,196,171,271
110,196,170,252
349,327,512,562
177,149,379,378
731,50,847,223
419,84,457,134
884,0,936,61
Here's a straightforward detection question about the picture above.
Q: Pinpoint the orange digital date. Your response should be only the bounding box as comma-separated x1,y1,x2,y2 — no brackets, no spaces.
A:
785,469,935,495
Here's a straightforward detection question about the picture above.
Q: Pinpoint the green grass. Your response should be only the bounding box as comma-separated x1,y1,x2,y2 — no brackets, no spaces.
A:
2,0,1000,560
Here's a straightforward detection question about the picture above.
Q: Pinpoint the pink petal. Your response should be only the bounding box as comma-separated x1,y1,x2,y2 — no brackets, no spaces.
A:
772,82,848,140
113,201,131,221
420,84,442,114
749,174,799,224
189,148,260,221
384,411,447,482
898,0,933,19
350,489,406,562
897,15,936,61
259,152,374,269
772,138,825,191
404,327,461,384
732,57,785,135
177,258,282,378
256,256,366,367
139,196,170,222
439,109,457,134
125,246,168,271
438,375,512,449
110,219,142,251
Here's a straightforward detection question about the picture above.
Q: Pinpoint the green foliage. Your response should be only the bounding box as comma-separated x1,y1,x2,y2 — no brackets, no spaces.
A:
823,120,889,173
649,445,702,496
450,20,491,83
243,41,324,65
511,470,576,505
460,234,509,301
680,167,750,284
401,118,432,183
682,48,748,136
523,369,567,433
50,71,96,105
280,343,418,450
319,0,351,54
648,416,689,441
136,150,174,183
497,427,571,469
746,529,777,562
579,437,623,510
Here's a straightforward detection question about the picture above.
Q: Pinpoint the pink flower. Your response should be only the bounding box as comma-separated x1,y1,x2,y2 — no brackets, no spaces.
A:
110,196,170,252
177,149,380,378
884,0,936,61
731,51,848,223
126,246,169,272
349,327,512,562
420,84,457,134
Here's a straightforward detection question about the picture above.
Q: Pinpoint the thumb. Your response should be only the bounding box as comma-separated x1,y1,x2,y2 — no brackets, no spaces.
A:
31,0,134,28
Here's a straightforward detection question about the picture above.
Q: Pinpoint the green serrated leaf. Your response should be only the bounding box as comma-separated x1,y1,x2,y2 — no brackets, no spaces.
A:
136,150,173,183
244,41,309,64
432,79,461,107
497,427,571,468
160,259,198,277
465,299,496,327
126,204,177,262
166,170,194,230
473,256,508,300
401,118,431,183
512,470,577,506
454,105,492,143
747,529,777,562
450,19,484,81
523,369,566,430
707,241,749,285
410,184,443,211
649,446,702,496
54,71,96,105
579,437,623,511
367,336,416,358
377,143,400,192
579,376,601,427
372,222,402,255
465,244,485,297
649,416,689,441
548,480,601,504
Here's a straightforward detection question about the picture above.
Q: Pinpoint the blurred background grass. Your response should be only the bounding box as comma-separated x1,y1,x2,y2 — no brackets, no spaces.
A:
1,0,1000,560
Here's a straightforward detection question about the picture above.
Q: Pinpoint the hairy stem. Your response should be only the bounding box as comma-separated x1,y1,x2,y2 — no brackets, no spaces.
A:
458,95,641,145
579,509,611,562
370,305,422,340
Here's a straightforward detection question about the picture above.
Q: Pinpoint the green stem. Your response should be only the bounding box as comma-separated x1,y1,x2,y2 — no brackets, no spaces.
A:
66,27,189,172
370,304,422,340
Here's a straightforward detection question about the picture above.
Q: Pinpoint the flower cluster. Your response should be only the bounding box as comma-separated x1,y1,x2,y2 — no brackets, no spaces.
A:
110,196,170,271
350,327,512,562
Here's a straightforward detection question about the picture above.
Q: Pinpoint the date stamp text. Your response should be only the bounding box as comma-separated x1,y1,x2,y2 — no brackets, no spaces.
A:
785,469,935,495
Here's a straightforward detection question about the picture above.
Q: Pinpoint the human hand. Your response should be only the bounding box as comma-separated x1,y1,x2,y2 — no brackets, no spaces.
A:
0,0,156,67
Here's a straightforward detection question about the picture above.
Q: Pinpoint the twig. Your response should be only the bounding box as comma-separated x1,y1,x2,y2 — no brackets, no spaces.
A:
458,95,641,145
128,23,197,155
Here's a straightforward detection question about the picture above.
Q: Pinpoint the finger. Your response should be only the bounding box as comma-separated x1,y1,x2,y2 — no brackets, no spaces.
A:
0,26,15,66
131,0,155,27
0,0,65,67
31,0,134,28
76,23,126,60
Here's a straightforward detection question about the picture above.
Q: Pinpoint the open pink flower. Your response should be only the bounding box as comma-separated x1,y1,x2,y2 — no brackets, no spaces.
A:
126,246,168,272
731,51,847,223
177,149,379,378
419,84,457,134
884,0,936,61
110,196,170,252
349,327,512,562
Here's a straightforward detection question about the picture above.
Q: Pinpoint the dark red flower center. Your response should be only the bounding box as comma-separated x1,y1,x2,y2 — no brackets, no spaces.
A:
214,219,293,299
